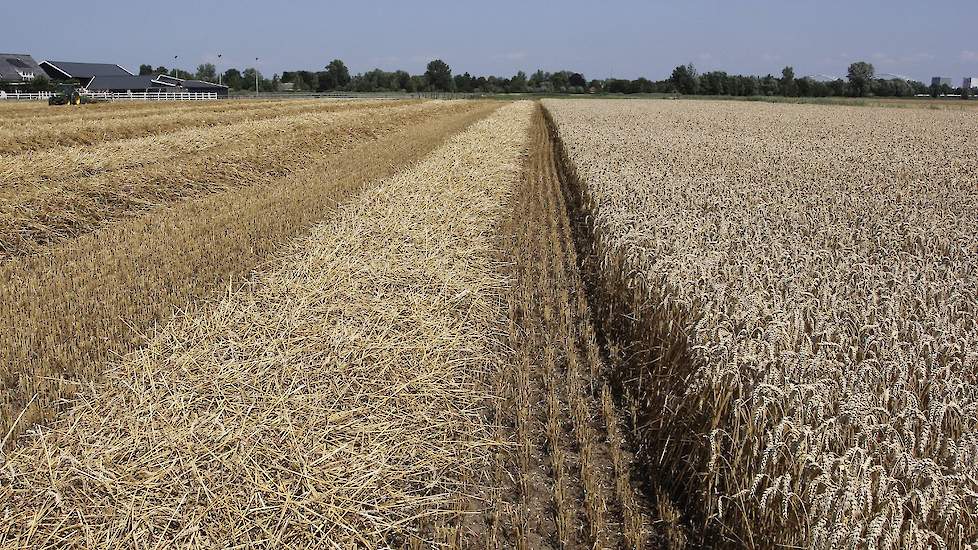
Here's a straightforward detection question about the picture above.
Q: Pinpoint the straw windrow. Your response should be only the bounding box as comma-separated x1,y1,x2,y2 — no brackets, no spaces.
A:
0,99,387,154
0,101,465,258
0,101,533,548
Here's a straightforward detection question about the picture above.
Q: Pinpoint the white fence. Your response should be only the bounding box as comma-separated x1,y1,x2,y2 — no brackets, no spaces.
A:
0,91,53,101
0,90,219,101
85,91,220,101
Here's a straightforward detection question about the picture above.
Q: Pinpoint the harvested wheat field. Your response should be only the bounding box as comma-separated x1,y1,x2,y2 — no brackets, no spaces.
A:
0,100,533,548
0,98,498,446
544,98,978,549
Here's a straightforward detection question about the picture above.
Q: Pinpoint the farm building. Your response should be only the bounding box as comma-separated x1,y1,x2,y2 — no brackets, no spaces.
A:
931,76,953,88
0,53,44,83
167,77,229,97
40,60,133,83
36,60,229,98
85,73,228,97
964,77,978,89
86,74,168,92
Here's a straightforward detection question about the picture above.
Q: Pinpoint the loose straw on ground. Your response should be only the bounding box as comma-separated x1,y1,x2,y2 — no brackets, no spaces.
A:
0,101,533,548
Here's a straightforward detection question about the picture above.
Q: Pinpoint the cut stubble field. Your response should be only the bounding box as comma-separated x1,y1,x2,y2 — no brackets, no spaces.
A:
0,98,499,447
0,100,534,548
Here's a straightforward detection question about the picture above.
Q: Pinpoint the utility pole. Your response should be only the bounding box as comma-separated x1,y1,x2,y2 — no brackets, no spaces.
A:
217,53,222,85
255,57,259,98
173,55,178,78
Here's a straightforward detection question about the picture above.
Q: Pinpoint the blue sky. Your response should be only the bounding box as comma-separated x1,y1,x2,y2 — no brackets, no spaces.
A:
4,0,977,82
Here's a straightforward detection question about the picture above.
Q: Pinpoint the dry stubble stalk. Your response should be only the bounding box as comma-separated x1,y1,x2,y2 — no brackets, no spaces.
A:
491,105,655,549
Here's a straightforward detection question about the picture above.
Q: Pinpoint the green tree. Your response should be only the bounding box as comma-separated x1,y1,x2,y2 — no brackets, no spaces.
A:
528,69,548,90
847,61,875,97
549,71,570,92
138,64,155,76
828,79,847,96
510,71,528,93
394,70,411,91
796,76,813,97
425,59,453,91
241,68,259,91
670,63,699,94
406,75,423,92
195,63,217,82
760,74,780,95
780,66,797,96
630,77,655,93
266,74,280,92
909,80,928,95
154,66,168,75
223,68,243,90
700,71,728,95
320,59,351,91
569,72,586,88
453,72,474,93
606,79,630,94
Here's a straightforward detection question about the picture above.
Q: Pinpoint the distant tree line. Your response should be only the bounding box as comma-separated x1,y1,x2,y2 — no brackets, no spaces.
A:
611,62,933,98
4,58,968,99
93,58,971,99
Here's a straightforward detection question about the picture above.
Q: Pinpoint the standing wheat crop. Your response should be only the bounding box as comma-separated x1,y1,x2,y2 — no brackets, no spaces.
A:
544,98,978,549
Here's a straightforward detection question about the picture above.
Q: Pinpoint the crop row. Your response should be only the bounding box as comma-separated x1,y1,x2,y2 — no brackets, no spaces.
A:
0,99,395,154
0,97,306,125
488,105,657,549
0,100,402,189
0,101,453,258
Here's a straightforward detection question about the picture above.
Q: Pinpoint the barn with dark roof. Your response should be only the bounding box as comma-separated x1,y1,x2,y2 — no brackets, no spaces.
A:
0,53,44,84
85,73,228,98
39,60,133,84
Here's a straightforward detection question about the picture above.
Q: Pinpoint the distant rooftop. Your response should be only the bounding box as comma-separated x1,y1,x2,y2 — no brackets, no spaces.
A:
40,60,132,80
803,73,841,83
85,73,229,92
876,72,913,81
0,53,43,82
86,74,176,91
